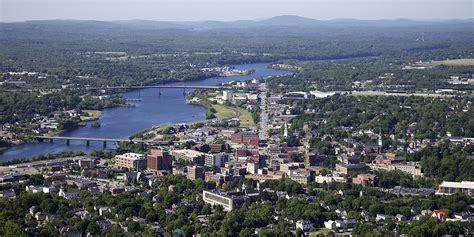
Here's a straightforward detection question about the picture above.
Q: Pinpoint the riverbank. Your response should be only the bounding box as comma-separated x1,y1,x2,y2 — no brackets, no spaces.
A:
0,63,290,161
187,90,256,126
81,110,103,121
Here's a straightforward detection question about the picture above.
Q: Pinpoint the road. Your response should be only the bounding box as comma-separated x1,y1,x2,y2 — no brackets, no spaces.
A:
258,82,269,140
349,91,463,98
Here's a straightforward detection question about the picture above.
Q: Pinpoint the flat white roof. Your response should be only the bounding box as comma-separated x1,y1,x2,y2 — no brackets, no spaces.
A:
116,153,145,160
439,181,474,189
172,149,204,157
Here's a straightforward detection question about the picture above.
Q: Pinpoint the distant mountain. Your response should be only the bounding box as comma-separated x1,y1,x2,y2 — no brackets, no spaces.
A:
257,15,321,26
1,15,472,33
113,20,192,30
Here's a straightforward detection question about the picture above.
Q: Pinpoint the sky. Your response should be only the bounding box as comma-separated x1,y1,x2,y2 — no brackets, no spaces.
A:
1,0,472,22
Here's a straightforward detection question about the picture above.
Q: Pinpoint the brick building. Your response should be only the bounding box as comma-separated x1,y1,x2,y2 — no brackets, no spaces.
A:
147,149,172,171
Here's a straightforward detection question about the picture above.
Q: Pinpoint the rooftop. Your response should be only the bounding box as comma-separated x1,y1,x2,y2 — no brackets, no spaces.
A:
439,181,474,189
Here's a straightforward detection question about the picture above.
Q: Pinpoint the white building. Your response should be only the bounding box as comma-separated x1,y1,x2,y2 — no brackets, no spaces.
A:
202,190,249,211
205,153,229,168
296,220,313,231
309,90,337,98
25,186,53,194
247,162,258,174
58,188,80,200
324,220,335,230
324,219,357,229
388,163,423,177
314,174,348,184
288,170,312,185
437,181,474,196
223,91,233,101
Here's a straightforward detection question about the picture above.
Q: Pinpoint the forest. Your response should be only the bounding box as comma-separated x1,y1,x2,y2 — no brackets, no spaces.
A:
0,91,125,124
289,95,473,139
1,19,473,133
268,58,474,91
1,19,473,89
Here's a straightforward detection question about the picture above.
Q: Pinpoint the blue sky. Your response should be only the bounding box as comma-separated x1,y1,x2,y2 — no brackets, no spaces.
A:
1,0,472,22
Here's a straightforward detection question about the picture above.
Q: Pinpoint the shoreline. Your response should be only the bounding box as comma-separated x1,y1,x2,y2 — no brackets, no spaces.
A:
0,63,290,161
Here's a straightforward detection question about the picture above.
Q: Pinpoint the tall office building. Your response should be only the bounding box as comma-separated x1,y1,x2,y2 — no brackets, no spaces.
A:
147,149,172,171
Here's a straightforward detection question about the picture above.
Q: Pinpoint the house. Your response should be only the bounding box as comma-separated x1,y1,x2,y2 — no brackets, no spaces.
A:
58,225,81,237
58,188,80,199
95,206,111,216
35,212,47,221
0,189,16,199
296,220,313,231
132,216,146,224
352,174,377,187
96,220,113,231
432,210,448,221
26,185,54,194
396,214,407,221
344,219,357,229
75,210,91,220
323,220,345,230
376,214,394,222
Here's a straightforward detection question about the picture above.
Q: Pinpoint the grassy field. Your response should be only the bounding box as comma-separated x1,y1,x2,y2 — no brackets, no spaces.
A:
44,129,65,137
213,104,255,126
105,56,128,61
431,58,474,66
81,110,102,121
94,51,127,55
213,104,236,121
236,108,255,127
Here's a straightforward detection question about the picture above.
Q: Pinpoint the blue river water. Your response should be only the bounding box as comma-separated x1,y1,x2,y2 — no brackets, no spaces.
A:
0,63,288,161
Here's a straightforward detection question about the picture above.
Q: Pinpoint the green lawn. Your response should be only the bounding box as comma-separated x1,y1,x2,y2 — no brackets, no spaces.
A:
213,104,236,121
81,110,102,120
432,58,474,66
236,108,255,127
94,51,127,55
213,104,255,127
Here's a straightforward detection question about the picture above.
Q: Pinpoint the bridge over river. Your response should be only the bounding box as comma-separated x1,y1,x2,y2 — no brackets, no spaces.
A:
84,85,226,90
5,85,227,93
35,136,182,147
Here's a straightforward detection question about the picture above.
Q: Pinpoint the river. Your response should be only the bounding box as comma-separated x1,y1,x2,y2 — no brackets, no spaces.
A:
0,63,289,161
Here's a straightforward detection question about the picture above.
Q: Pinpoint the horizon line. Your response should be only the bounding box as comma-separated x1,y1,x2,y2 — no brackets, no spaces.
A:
1,15,473,24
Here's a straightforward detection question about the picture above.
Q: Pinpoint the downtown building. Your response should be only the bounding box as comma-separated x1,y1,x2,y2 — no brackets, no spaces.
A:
115,153,147,171
147,149,172,175
172,149,205,165
231,132,259,144
204,153,229,168
202,189,259,211
187,166,204,181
